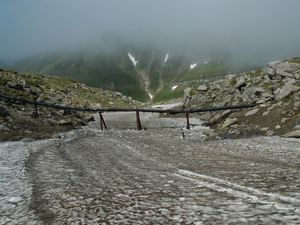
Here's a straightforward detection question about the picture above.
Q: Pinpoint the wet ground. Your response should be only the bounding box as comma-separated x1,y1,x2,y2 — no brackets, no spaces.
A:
1,112,300,224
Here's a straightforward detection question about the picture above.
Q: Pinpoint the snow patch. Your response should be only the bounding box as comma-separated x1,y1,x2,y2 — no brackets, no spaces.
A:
148,93,153,99
172,85,178,91
164,54,169,63
128,52,138,67
190,63,197,69
204,61,208,64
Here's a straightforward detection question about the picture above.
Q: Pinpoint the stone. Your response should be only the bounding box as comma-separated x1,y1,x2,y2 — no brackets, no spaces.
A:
0,106,10,117
223,118,238,128
184,87,192,97
275,82,300,100
282,130,300,138
198,85,208,91
245,108,259,117
0,124,10,131
234,77,246,89
57,119,72,126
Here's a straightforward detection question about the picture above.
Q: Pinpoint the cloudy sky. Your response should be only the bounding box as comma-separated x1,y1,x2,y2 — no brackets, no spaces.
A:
1,0,300,63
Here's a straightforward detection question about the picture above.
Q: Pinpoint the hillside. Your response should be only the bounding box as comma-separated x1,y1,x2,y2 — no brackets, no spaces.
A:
6,46,260,103
182,58,300,138
0,69,138,140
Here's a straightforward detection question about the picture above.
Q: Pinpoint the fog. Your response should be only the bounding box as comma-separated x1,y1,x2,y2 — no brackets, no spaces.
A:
1,0,300,64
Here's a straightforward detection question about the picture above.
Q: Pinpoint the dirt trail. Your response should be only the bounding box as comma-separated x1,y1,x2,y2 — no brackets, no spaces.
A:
1,112,300,224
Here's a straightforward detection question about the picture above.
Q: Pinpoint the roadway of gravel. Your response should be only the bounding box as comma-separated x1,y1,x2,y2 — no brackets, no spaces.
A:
1,111,300,224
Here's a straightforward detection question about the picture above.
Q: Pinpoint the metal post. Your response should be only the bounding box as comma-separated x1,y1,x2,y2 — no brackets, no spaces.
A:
99,112,107,130
186,113,190,130
136,110,142,131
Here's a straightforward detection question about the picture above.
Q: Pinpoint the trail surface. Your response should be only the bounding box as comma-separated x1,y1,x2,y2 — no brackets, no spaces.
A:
1,112,300,224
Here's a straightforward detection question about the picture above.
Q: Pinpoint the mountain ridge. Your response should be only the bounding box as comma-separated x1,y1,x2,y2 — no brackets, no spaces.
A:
6,46,261,102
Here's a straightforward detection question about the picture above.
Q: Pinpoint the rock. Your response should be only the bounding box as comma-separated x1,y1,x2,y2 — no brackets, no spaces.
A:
0,106,10,117
6,81,24,90
265,67,276,77
282,130,300,138
184,87,192,98
8,197,23,204
198,85,208,91
0,124,10,131
245,108,259,117
234,77,246,89
275,82,300,100
57,119,72,126
223,118,238,128
275,125,281,129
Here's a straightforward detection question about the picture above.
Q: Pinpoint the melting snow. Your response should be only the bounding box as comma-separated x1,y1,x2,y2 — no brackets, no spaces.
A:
190,63,197,69
172,85,178,91
128,52,138,67
148,93,153,99
164,54,169,63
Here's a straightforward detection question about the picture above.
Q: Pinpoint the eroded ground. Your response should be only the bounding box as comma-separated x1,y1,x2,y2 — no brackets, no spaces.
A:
1,112,300,224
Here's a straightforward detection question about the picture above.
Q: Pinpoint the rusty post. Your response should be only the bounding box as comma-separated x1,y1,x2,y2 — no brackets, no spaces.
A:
99,112,107,130
136,110,142,131
185,113,190,130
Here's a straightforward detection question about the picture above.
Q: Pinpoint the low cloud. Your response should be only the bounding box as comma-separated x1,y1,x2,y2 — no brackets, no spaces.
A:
1,0,300,64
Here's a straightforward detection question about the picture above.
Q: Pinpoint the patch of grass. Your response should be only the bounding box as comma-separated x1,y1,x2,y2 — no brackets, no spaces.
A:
182,62,228,81
230,77,237,86
285,57,300,63
152,85,184,103
262,82,271,88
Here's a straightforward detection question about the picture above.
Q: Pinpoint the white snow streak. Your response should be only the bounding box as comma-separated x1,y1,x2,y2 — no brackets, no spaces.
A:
128,52,138,67
148,93,153,99
172,85,178,91
164,54,169,63
190,63,197,69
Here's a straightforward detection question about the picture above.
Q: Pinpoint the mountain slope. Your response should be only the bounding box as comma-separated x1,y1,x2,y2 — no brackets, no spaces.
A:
7,47,260,102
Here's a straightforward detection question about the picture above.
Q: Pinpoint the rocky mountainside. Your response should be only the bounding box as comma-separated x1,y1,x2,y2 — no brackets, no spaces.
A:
6,46,258,103
0,69,138,141
182,58,300,138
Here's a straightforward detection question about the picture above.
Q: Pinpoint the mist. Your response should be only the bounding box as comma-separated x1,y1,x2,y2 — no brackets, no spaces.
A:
1,0,300,65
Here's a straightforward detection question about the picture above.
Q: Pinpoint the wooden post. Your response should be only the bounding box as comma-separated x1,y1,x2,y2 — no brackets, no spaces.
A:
99,112,107,130
136,110,142,131
34,103,38,118
185,113,190,130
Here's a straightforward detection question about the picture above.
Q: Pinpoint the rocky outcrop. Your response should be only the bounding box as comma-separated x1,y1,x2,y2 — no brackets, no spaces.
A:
0,69,138,141
187,60,300,138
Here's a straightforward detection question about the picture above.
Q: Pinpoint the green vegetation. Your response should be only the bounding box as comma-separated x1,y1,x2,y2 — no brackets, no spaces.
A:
285,57,300,63
152,85,184,103
182,62,228,81
230,76,237,86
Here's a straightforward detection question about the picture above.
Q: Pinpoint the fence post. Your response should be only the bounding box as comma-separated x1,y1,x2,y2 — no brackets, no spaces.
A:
99,112,107,130
185,113,190,130
34,103,39,118
136,110,142,131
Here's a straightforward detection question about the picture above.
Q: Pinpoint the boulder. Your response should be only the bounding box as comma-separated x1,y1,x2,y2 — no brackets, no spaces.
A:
198,85,208,91
234,77,246,89
223,118,238,128
184,87,192,97
57,119,72,126
245,108,259,117
275,82,300,100
282,130,300,138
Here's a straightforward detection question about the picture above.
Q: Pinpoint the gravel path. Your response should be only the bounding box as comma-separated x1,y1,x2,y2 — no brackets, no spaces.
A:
1,112,300,224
